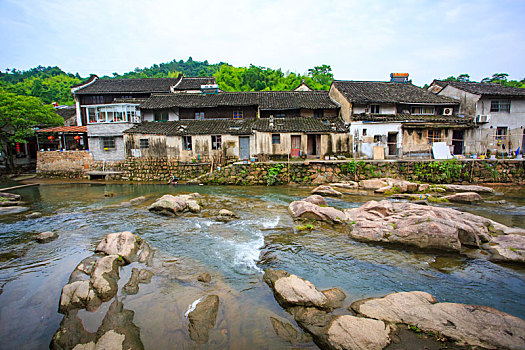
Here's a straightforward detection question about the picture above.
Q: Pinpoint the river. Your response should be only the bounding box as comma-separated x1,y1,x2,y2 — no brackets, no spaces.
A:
0,183,524,349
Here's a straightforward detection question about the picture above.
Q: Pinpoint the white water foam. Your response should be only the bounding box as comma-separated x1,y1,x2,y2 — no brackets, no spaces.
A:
261,216,280,229
184,297,202,318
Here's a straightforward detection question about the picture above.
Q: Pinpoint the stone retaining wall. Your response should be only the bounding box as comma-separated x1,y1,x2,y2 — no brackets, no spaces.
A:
197,159,525,185
36,151,525,184
36,151,210,181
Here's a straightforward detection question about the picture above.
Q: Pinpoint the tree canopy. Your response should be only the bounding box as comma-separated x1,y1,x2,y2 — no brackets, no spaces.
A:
441,73,525,88
0,90,63,169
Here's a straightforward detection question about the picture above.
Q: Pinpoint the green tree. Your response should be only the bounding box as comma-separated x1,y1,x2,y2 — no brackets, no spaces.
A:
307,65,334,87
0,90,63,171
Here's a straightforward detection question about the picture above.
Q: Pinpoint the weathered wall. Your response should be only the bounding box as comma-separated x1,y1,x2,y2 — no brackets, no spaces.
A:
198,159,525,185
37,152,525,184
328,85,351,122
142,108,179,121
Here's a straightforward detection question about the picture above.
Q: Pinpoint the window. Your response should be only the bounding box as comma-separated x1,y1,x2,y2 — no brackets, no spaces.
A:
411,106,435,115
211,135,222,150
100,136,115,150
183,136,192,150
154,111,169,122
92,96,104,104
195,111,205,120
427,129,441,144
496,127,508,140
139,139,149,149
490,100,511,113
373,135,382,142
314,109,324,118
370,105,380,114
87,104,139,124
275,112,286,118
272,134,281,144
362,129,367,136
233,110,243,119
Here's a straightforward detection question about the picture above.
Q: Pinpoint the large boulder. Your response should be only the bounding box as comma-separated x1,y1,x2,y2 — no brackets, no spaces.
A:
312,185,343,198
59,280,101,313
90,255,121,301
289,200,346,224
483,234,525,264
440,184,494,193
326,315,391,350
187,295,220,344
303,195,327,206
95,231,141,263
344,200,494,252
147,193,201,216
351,291,525,350
442,192,483,204
273,274,330,310
359,179,388,190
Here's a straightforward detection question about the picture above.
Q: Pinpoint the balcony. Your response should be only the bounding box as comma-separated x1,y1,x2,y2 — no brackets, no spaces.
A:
86,104,141,124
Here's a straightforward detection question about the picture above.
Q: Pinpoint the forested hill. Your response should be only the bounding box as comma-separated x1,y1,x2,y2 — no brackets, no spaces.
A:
1,57,523,105
0,58,334,105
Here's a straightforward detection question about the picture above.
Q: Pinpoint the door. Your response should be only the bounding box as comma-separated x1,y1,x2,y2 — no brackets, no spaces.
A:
291,135,301,157
452,130,464,155
387,132,397,156
239,136,250,160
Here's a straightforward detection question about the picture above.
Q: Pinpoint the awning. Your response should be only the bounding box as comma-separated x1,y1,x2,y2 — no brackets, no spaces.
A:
37,126,87,133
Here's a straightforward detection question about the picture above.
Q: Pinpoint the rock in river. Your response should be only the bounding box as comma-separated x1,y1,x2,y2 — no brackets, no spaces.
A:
148,193,201,216
441,191,483,204
288,197,346,224
35,231,58,243
95,231,141,263
187,295,220,344
312,185,343,197
351,291,525,350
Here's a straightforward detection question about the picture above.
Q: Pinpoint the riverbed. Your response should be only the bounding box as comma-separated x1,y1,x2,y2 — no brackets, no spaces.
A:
0,183,524,349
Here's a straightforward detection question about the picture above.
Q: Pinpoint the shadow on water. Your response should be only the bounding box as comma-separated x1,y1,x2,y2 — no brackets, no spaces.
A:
0,183,524,349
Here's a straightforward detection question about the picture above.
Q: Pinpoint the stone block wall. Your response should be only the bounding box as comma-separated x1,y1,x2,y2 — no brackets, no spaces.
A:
36,151,525,184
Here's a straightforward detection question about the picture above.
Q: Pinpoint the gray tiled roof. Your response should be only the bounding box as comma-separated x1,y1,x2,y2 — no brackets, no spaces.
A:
432,80,525,97
352,113,472,124
333,81,458,104
139,91,339,110
74,76,216,94
124,117,348,136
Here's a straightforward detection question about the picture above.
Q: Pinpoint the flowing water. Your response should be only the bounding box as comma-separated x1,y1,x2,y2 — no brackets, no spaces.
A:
0,183,524,349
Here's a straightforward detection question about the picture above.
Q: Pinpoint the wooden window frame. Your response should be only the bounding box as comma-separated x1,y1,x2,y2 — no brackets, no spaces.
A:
139,138,149,149
182,136,192,150
233,110,243,119
211,135,222,150
272,134,280,144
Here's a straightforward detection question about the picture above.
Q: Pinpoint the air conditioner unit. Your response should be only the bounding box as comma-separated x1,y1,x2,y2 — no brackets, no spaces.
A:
443,108,453,116
476,115,490,123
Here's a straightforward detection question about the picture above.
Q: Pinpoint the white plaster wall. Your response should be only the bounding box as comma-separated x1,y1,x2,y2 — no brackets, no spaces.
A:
438,85,479,117
142,109,179,122
352,104,397,115
349,122,403,158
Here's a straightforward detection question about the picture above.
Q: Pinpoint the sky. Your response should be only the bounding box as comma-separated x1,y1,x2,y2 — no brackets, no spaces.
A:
0,0,524,86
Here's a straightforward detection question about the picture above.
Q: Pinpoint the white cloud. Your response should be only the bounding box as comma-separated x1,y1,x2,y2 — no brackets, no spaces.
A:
0,0,523,85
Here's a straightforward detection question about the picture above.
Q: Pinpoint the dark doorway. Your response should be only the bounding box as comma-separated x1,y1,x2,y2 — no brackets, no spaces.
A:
452,130,465,155
387,132,397,156
307,134,321,156
291,135,301,157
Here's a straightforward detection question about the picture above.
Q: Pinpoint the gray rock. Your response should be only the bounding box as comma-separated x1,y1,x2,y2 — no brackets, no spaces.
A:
322,288,346,310
330,182,358,189
0,206,29,215
442,192,483,204
359,179,388,190
302,195,327,206
197,272,211,283
35,231,58,243
95,231,141,263
484,234,525,264
26,212,42,219
351,291,525,350
273,274,330,310
123,268,154,295
59,280,101,313
90,255,121,301
188,295,219,344
326,315,391,350
270,317,312,344
288,200,346,224
344,200,497,252
128,196,146,205
312,185,343,198
440,184,494,193
216,209,239,222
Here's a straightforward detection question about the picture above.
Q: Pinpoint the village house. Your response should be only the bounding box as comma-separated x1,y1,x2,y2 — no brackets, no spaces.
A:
329,75,469,158
429,80,525,156
70,74,215,161
124,91,349,161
